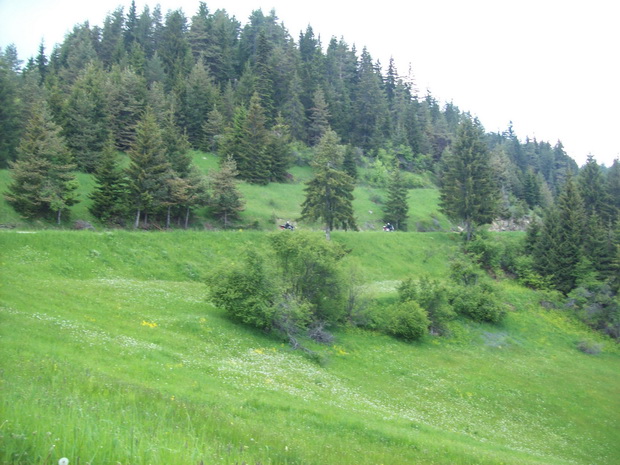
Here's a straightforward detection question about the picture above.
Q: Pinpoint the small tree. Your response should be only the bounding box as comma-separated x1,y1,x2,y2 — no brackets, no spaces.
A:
439,117,499,240
299,129,358,240
5,101,79,224
125,107,171,228
89,137,129,224
383,167,409,231
209,155,245,228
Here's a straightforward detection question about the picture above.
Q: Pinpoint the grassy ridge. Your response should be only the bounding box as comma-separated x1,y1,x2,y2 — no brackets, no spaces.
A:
1,230,619,465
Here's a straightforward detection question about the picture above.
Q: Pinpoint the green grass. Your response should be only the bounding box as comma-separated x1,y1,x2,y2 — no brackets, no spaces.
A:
1,230,619,465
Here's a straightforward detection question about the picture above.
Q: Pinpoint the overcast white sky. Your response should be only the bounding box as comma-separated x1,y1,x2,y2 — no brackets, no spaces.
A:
1,0,618,167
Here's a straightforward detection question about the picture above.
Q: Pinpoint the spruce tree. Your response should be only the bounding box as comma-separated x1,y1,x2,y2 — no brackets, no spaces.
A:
89,137,129,224
439,118,499,240
300,129,357,240
534,175,586,293
125,107,171,228
5,101,79,224
209,155,245,228
383,167,409,231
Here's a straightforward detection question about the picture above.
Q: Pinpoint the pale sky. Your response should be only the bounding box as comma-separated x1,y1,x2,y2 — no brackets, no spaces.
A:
1,0,618,167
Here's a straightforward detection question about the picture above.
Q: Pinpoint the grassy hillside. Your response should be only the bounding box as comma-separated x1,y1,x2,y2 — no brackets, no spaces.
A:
1,230,619,465
0,152,450,232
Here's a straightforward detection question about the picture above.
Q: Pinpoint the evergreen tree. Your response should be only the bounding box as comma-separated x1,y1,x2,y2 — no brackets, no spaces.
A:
578,154,607,219
5,101,79,224
89,137,129,224
534,175,586,293
243,92,271,184
0,47,21,167
342,145,358,180
300,129,358,240
209,155,245,228
125,107,171,228
266,114,292,183
439,118,499,240
181,59,220,146
308,88,330,146
606,159,620,224
202,106,225,152
383,167,409,231
105,66,147,151
63,62,109,172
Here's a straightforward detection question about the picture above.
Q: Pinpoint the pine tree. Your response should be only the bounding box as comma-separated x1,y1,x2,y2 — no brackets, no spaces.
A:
0,48,21,167
209,155,245,228
266,114,292,183
439,118,499,240
534,175,586,293
308,88,330,146
181,59,220,147
63,62,109,172
125,107,171,228
5,101,79,224
383,167,409,231
300,129,357,240
578,154,606,219
89,137,129,224
243,92,271,184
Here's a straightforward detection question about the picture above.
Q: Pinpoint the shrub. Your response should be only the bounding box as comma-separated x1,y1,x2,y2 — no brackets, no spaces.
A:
465,233,504,275
398,277,455,335
576,340,603,355
207,250,277,329
450,284,506,324
269,231,348,323
386,300,430,341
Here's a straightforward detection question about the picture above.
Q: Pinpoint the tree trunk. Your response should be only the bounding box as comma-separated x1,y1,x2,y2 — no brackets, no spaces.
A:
134,208,141,229
166,205,171,229
325,224,331,241
184,206,190,229
56,209,62,225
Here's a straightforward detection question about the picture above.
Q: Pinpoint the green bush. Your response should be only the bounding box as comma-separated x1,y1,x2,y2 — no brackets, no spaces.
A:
207,249,277,329
398,277,455,334
386,300,430,341
450,284,506,324
269,231,348,323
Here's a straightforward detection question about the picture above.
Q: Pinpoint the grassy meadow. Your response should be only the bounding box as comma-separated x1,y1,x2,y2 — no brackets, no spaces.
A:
1,229,619,465
1,154,619,464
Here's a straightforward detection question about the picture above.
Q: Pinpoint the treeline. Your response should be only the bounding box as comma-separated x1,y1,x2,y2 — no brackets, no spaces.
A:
1,2,579,207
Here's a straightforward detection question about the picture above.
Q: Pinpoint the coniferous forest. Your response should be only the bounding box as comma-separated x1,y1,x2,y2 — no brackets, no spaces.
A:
1,1,619,335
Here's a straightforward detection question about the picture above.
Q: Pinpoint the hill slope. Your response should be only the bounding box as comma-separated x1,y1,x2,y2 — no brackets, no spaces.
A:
1,230,618,465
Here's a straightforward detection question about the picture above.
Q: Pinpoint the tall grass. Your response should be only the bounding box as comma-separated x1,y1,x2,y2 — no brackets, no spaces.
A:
1,230,619,464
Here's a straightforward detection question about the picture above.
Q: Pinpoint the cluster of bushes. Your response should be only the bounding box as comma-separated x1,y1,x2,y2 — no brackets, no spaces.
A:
208,231,508,349
208,232,349,348
384,255,507,342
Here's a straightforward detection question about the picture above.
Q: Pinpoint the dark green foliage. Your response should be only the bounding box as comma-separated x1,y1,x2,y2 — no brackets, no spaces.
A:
208,249,277,329
0,48,21,167
382,167,409,231
533,175,586,294
566,282,620,339
5,101,79,224
88,138,129,224
125,107,171,228
386,300,430,341
63,62,110,172
208,155,245,228
300,130,358,240
440,118,499,240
